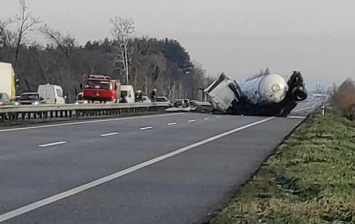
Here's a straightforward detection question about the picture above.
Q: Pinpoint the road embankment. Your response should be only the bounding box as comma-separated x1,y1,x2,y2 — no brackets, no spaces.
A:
211,109,355,224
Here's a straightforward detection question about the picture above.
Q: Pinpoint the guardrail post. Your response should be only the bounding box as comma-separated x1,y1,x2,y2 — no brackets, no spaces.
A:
321,105,325,116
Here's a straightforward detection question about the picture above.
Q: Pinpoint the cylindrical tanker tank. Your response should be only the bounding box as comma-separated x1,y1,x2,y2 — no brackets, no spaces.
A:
239,74,289,105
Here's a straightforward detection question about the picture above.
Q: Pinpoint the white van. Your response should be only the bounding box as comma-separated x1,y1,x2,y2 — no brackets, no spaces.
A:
37,84,66,104
120,85,135,103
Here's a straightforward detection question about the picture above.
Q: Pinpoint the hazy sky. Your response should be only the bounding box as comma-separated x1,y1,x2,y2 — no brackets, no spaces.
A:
1,0,355,89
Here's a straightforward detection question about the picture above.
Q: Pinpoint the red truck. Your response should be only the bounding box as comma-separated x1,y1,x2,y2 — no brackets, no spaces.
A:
81,74,121,103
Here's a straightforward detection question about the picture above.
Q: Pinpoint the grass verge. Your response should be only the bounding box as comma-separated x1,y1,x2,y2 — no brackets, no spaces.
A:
210,110,355,224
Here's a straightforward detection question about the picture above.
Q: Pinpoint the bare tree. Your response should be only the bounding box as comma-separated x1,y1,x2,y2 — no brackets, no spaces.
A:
39,24,80,101
0,18,14,47
13,0,40,69
109,17,135,84
39,24,75,60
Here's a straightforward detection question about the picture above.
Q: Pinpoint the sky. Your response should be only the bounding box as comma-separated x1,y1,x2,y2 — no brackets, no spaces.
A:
1,0,355,90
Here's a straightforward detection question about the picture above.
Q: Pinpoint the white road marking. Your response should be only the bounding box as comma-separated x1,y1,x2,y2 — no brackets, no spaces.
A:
216,116,221,118
167,122,177,126
100,132,118,137
204,118,210,120
287,116,307,119
0,116,274,223
38,141,67,148
140,126,153,130
188,120,195,123
0,113,184,133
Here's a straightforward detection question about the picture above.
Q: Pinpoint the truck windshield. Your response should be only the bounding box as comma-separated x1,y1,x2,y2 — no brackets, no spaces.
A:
85,80,112,90
121,91,128,97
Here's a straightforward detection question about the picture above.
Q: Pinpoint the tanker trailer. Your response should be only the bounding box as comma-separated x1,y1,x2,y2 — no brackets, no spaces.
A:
239,73,289,105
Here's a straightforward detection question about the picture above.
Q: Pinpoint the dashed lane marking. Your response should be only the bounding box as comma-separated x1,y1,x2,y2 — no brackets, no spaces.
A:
38,141,67,148
100,132,118,137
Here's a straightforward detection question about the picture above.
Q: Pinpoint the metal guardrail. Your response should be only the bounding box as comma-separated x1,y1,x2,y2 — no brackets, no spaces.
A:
0,102,171,123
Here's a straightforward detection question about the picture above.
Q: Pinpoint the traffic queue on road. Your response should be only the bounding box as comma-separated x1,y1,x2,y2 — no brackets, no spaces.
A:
1,62,182,108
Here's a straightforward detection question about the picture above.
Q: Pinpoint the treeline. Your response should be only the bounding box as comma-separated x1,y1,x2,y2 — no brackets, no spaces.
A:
0,0,214,102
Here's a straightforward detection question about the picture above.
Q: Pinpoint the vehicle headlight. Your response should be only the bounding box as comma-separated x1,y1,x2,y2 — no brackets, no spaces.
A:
271,84,281,92
33,101,39,105
83,100,88,104
14,102,19,105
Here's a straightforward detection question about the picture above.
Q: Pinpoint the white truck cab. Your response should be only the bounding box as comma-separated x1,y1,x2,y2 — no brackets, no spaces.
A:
37,84,66,104
120,85,135,103
204,73,241,113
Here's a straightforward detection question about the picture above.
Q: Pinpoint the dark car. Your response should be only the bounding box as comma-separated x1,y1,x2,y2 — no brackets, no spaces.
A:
16,92,45,105
173,99,190,108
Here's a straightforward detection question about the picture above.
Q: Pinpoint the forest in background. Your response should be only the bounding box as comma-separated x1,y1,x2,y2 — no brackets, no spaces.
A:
0,0,214,102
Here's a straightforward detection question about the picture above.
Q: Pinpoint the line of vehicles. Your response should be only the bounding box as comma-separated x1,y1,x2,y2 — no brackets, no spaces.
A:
0,62,171,107
2,61,308,117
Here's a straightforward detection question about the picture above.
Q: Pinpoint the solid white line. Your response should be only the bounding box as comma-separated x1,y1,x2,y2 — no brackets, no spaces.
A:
140,126,153,130
38,141,67,148
204,118,210,120
100,132,118,137
188,120,196,123
0,113,184,133
167,122,177,126
0,116,274,223
287,116,307,119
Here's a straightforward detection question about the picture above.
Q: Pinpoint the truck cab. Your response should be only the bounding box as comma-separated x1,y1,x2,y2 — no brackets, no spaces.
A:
81,74,121,103
120,85,135,103
204,73,242,113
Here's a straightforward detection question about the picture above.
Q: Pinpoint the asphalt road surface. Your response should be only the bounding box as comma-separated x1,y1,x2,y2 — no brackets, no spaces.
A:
0,101,317,224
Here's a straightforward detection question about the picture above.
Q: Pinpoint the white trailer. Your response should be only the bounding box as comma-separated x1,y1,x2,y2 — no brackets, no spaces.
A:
0,62,16,99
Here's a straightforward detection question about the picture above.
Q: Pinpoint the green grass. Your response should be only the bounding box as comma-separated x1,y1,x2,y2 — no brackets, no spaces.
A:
211,110,355,224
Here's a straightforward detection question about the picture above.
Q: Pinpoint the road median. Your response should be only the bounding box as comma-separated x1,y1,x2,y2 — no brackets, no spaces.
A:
210,109,355,223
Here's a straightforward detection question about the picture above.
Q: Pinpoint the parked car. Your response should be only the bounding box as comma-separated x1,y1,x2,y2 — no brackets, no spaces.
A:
155,96,170,103
173,99,190,108
173,99,185,107
75,92,88,104
16,92,45,105
142,95,151,102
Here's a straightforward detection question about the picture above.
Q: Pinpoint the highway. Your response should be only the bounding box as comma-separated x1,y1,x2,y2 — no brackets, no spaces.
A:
0,101,318,224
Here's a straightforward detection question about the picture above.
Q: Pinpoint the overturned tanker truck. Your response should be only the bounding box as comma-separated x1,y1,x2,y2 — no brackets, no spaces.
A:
203,70,307,117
